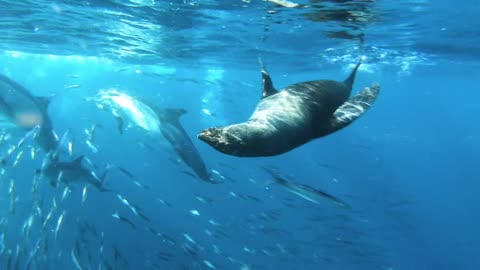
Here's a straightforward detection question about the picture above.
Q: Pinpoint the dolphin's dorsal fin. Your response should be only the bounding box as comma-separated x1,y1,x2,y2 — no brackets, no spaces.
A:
73,155,84,164
134,98,186,121
259,58,278,99
159,108,187,121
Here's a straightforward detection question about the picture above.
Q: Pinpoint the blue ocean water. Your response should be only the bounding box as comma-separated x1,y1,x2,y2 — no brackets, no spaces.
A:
0,0,479,269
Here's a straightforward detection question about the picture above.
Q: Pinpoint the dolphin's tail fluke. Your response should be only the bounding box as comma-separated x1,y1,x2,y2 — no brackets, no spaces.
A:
344,60,362,90
97,186,113,193
92,176,112,193
91,166,113,192
99,167,110,184
91,181,112,192
34,95,55,111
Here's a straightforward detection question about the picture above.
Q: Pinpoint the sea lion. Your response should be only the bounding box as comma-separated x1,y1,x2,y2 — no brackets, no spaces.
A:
198,61,380,157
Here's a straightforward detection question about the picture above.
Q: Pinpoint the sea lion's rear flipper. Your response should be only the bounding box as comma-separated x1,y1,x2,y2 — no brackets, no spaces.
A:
258,59,278,99
327,83,380,133
343,60,362,90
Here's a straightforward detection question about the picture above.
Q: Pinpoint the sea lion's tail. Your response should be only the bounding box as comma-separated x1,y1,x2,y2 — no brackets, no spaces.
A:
344,60,362,89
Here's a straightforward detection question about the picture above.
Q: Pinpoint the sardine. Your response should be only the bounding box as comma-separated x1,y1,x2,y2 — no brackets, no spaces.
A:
71,248,83,270
12,150,24,168
111,212,136,230
81,186,88,205
116,194,138,216
54,210,66,240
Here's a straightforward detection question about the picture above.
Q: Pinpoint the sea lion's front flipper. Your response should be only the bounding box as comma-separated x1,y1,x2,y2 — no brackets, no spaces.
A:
326,83,380,133
259,59,278,99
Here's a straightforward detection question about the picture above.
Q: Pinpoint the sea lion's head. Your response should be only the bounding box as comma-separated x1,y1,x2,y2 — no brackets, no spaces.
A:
199,123,278,157
198,126,245,156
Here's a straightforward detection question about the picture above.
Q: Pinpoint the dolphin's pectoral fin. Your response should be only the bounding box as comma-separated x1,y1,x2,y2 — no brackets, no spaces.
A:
259,59,278,99
114,115,124,134
325,83,380,134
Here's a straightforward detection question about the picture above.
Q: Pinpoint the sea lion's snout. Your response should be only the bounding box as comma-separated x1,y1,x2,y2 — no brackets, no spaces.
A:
199,126,250,156
198,127,234,153
198,127,222,145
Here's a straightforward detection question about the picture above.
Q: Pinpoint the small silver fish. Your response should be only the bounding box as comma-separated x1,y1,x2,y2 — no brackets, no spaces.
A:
54,210,66,240
68,141,73,156
189,210,200,216
21,215,33,238
111,212,136,229
116,194,138,216
64,84,81,90
42,207,54,231
71,248,83,270
0,233,5,255
30,146,36,160
61,186,70,201
203,260,216,269
266,0,300,8
85,140,98,153
12,150,23,168
208,219,220,226
183,233,196,244
55,171,64,188
8,179,15,214
81,186,88,205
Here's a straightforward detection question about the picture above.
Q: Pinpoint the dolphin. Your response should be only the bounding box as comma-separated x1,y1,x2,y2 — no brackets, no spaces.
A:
0,74,58,153
89,90,215,183
88,89,160,134
38,154,111,192
150,107,216,183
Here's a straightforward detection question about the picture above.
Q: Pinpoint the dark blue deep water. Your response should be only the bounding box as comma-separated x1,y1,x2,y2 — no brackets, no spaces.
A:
0,0,479,269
